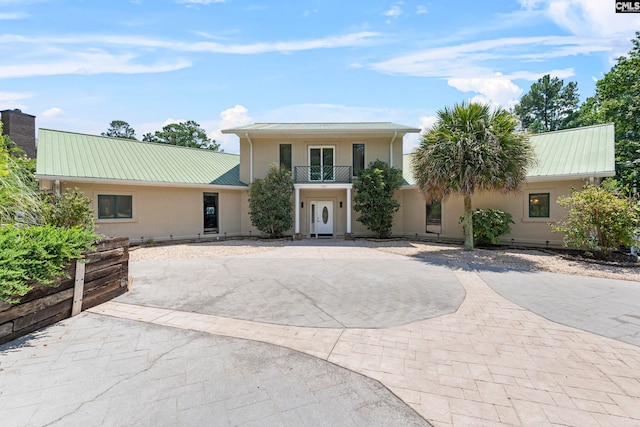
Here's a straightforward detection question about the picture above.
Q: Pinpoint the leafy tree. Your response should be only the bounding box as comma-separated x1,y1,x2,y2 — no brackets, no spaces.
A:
248,163,294,238
41,188,95,231
102,120,137,140
143,120,219,150
552,181,640,259
579,32,640,191
353,160,403,238
412,102,534,250
513,74,580,133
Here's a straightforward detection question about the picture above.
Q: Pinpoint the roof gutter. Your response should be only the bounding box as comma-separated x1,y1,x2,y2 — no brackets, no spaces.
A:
35,175,249,190
221,128,421,136
525,171,616,182
245,132,254,183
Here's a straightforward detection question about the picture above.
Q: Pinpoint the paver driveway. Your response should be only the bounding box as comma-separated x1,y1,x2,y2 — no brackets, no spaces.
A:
2,239,640,426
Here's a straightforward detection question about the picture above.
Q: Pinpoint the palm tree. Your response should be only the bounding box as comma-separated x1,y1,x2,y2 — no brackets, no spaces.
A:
412,102,535,250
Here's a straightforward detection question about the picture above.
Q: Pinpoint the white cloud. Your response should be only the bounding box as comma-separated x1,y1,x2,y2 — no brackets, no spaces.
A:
207,105,252,153
383,2,404,24
137,118,185,137
0,12,27,19
416,6,428,15
372,35,610,79
0,30,380,79
0,51,190,79
137,31,381,54
419,115,437,133
522,0,640,37
40,107,64,119
0,90,31,102
0,91,31,110
383,4,402,18
448,75,524,108
370,32,622,107
0,31,381,68
403,115,436,153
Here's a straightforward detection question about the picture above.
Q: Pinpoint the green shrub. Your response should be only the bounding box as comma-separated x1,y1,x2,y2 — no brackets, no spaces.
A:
460,209,514,246
41,188,95,231
353,160,403,238
248,163,294,238
0,225,98,304
552,182,640,258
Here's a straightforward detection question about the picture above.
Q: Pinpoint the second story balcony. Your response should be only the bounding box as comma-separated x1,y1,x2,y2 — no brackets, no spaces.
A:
293,166,352,184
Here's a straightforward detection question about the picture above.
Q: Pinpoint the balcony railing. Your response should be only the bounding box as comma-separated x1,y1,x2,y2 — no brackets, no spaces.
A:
293,166,352,183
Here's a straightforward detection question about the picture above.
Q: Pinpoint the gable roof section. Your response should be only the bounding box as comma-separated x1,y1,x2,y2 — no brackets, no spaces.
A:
526,123,615,181
35,129,245,187
403,123,616,186
222,122,421,135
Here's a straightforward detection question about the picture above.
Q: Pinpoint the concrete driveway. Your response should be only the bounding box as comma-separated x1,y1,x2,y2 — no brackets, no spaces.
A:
124,240,465,328
1,239,640,426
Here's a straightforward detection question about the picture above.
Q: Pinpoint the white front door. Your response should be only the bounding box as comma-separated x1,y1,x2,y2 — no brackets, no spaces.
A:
311,201,333,237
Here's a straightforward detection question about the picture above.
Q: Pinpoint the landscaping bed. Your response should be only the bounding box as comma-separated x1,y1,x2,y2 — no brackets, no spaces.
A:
0,237,130,345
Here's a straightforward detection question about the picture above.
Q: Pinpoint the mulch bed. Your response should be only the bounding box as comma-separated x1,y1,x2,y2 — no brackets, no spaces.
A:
543,248,639,268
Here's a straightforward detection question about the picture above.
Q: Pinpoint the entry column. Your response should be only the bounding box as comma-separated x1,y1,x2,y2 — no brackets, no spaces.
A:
346,187,352,234
294,187,300,235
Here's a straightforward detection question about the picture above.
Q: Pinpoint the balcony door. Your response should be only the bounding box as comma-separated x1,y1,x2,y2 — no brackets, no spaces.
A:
309,146,334,181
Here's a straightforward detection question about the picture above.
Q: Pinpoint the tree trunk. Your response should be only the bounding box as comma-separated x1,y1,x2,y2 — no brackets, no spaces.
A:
463,194,474,251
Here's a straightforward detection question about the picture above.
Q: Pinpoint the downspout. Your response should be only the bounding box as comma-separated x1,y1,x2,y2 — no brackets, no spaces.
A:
389,131,398,167
245,132,254,183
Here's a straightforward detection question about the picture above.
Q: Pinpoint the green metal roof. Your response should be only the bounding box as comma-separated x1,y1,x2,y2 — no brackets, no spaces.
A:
36,129,245,187
222,122,421,134
526,123,615,180
403,123,615,186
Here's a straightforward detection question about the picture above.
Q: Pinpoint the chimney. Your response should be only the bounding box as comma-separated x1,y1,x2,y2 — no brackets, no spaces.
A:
1,109,36,158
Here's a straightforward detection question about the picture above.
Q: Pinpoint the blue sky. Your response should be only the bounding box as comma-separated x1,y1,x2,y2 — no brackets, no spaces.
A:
1,0,639,153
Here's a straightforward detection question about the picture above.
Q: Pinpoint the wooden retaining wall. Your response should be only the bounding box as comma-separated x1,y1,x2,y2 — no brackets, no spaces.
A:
0,237,129,345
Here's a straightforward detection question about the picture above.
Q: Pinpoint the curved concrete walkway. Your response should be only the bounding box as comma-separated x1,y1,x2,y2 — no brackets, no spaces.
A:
2,241,640,426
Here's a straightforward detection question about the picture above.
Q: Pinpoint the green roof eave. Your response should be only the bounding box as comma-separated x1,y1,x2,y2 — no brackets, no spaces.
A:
35,174,248,189
222,122,421,135
525,170,616,182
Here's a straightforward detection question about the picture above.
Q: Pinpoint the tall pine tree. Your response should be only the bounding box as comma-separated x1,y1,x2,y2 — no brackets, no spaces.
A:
514,74,580,133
